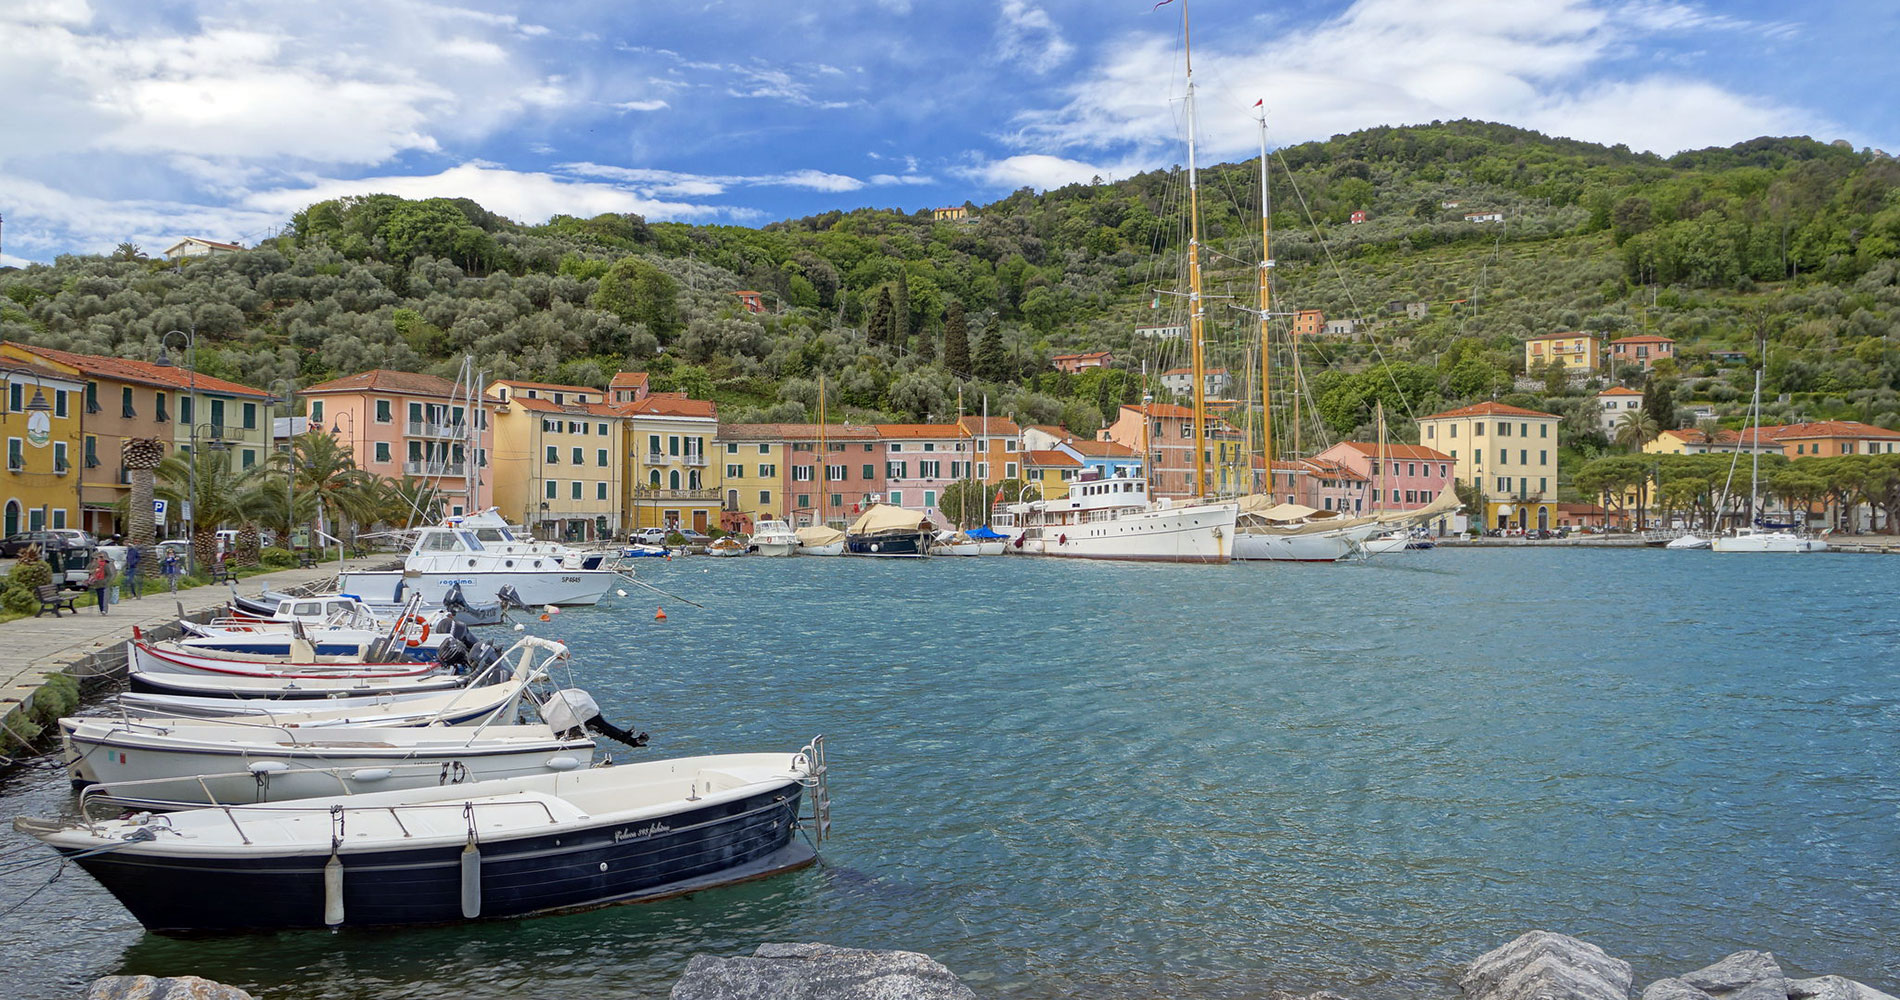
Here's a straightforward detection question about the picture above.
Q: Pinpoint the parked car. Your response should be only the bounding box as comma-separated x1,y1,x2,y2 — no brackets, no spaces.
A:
0,530,63,558
631,527,670,545
673,529,711,545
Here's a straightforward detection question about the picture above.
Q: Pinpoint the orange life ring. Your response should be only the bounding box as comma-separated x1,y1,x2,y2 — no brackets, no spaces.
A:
400,614,431,647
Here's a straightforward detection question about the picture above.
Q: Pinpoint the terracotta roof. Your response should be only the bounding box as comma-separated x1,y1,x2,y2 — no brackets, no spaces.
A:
495,379,600,395
958,416,1021,436
1025,424,1068,438
714,422,877,441
302,369,461,398
621,396,717,419
1661,428,1709,444
1065,439,1136,458
0,359,86,387
1052,351,1111,361
1024,449,1082,467
1598,386,1644,396
873,424,966,439
1126,402,1194,418
509,396,622,418
1420,401,1559,420
168,237,243,252
8,342,270,397
1770,420,1900,441
609,372,650,390
1302,458,1368,482
1333,441,1454,462
1611,335,1675,344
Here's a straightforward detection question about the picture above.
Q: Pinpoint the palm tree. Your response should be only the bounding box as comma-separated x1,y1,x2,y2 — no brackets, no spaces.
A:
1614,409,1660,451
372,476,445,531
153,448,274,570
284,433,377,551
123,436,165,567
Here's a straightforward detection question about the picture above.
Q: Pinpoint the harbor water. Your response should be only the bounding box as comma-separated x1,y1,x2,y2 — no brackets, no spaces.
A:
1,548,1895,999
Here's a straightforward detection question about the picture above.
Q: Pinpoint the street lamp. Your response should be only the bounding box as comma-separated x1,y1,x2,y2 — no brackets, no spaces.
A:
155,327,197,570
267,378,296,550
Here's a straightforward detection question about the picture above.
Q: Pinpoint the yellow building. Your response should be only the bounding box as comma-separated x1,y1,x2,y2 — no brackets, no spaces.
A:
1417,401,1562,532
0,359,86,536
624,393,720,535
1022,449,1082,501
1524,332,1599,373
487,380,624,542
713,424,789,532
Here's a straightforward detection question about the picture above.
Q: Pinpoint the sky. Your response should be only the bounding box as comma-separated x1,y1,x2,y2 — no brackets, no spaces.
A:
1,0,1895,266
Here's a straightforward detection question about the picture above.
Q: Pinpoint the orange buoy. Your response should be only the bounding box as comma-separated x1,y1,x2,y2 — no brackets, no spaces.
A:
539,613,551,622
655,607,667,621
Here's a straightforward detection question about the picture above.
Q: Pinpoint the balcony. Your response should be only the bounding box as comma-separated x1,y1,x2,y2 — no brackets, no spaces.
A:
404,460,467,477
645,452,666,465
683,454,708,467
406,420,465,438
632,486,721,501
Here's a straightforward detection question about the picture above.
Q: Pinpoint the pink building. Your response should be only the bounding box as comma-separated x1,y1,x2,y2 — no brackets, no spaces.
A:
874,424,974,526
300,370,490,516
1262,458,1368,513
1314,441,1454,509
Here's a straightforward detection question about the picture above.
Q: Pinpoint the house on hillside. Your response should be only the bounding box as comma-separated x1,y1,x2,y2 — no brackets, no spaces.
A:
1596,386,1643,433
1464,211,1504,223
1136,324,1186,341
1609,335,1675,372
1158,367,1232,399
163,237,242,260
731,291,765,314
1052,351,1112,374
1524,332,1598,373
1292,309,1325,339
932,206,971,222
1349,210,1368,224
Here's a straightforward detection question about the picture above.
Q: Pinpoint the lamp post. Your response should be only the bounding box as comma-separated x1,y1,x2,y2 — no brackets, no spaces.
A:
267,378,296,549
329,411,356,555
155,328,197,571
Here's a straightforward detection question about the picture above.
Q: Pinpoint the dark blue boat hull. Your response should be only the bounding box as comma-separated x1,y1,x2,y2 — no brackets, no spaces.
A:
844,532,930,557
66,783,806,933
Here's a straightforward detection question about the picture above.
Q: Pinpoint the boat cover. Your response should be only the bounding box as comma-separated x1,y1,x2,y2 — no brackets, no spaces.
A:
847,504,932,535
794,525,846,546
966,525,1006,539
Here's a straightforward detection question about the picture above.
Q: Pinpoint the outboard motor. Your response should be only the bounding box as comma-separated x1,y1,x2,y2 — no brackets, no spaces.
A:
449,621,478,650
434,635,471,673
466,640,504,675
542,689,648,749
495,585,528,611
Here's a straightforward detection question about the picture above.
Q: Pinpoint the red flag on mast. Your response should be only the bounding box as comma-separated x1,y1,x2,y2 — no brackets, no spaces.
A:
994,486,1005,505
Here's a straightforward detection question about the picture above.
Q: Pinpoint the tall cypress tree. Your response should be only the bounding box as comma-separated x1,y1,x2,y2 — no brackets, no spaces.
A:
893,271,910,346
975,320,1007,383
943,301,971,375
868,287,896,346
1642,375,1677,430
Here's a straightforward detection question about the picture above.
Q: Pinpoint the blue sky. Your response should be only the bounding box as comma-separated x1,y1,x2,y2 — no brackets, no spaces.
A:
2,0,1894,265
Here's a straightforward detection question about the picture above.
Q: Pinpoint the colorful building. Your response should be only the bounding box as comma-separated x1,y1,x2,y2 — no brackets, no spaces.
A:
1158,367,1232,400
1051,351,1113,374
1770,420,1900,458
713,424,792,533
624,393,720,535
1523,332,1598,373
1292,310,1325,339
300,370,489,518
0,358,86,536
958,416,1023,486
874,424,973,526
488,380,624,542
1022,449,1084,503
782,424,880,528
1417,401,1561,531
1609,335,1675,372
1596,386,1644,433
1102,404,1243,498
3,342,273,537
1314,441,1454,510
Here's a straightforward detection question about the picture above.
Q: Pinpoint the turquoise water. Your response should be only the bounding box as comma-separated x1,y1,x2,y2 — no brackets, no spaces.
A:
2,549,1896,999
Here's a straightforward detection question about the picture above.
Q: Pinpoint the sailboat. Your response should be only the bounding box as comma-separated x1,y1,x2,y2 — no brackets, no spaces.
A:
1711,369,1826,553
997,7,1235,564
795,377,846,555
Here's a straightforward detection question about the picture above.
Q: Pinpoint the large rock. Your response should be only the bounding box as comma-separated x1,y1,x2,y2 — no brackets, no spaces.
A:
1678,951,1789,1000
1789,977,1900,1000
85,976,256,1000
1460,931,1634,1000
671,943,977,1000
1644,979,1719,1000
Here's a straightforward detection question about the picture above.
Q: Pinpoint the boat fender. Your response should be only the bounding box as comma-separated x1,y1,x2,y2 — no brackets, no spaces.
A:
1058,534,1067,545
546,756,581,771
460,804,482,919
350,768,392,782
323,853,345,927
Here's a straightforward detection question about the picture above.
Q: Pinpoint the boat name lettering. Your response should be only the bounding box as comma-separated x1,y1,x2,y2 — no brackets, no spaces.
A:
614,822,672,842
561,576,581,583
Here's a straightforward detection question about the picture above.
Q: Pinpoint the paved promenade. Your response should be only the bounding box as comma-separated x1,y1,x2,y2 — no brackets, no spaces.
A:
0,561,379,732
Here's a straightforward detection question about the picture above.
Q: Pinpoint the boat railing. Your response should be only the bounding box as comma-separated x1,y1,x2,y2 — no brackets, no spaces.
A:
77,767,565,841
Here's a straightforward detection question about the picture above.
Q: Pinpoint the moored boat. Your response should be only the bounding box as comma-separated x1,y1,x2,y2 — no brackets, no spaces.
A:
1005,474,1235,564
18,738,831,933
707,536,748,557
844,505,934,558
340,522,615,607
793,525,845,556
749,519,798,557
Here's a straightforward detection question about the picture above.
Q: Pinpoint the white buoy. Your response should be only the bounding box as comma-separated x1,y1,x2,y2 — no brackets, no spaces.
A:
513,623,526,632
460,843,482,918
323,853,345,926
616,589,628,597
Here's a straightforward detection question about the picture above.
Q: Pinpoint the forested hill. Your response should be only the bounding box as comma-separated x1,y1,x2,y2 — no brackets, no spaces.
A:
2,119,1897,452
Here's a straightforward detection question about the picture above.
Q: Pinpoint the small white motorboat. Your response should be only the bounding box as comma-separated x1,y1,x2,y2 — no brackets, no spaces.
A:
794,525,846,557
1665,533,1712,550
707,536,748,557
749,519,798,557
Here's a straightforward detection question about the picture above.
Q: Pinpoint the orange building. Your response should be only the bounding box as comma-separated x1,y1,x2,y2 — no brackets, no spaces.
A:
1292,309,1325,339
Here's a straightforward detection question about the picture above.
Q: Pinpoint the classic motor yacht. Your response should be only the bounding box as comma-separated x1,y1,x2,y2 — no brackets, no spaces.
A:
1002,473,1235,564
749,519,798,557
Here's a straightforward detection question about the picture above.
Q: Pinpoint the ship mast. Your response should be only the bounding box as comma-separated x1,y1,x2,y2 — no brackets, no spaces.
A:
817,375,828,527
1376,400,1389,513
1182,1,1210,499
1256,104,1273,494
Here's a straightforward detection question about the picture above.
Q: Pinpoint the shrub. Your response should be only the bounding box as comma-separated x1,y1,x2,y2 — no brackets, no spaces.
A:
0,584,36,616
259,546,297,569
665,531,687,546
9,552,51,591
30,673,78,725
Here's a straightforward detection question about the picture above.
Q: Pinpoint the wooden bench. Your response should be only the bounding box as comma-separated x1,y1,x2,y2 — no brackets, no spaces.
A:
296,550,318,569
207,564,237,584
34,584,78,617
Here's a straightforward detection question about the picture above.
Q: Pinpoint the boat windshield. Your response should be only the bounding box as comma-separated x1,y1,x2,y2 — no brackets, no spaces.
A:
473,527,513,543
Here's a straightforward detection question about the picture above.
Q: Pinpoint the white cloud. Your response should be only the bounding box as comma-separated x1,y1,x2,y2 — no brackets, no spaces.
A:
870,174,936,186
554,162,871,196
0,171,283,261
996,0,1074,74
243,164,728,224
614,100,670,112
954,154,1129,191
1003,0,1839,162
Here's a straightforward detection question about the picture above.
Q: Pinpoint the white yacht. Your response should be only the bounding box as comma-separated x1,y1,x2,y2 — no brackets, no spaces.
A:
750,519,798,557
340,522,617,607
998,473,1235,563
1711,527,1827,553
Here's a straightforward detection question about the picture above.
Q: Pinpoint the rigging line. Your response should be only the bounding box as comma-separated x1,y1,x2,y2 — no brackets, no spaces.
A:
1271,150,1425,430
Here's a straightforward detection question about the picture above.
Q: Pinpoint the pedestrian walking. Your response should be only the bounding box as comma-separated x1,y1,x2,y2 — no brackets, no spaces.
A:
86,550,110,615
161,549,181,593
124,542,142,599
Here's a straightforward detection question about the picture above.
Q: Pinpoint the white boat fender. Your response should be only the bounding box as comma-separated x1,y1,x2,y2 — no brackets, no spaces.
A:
250,760,289,792
460,803,482,919
350,768,392,782
324,805,346,928
545,756,581,771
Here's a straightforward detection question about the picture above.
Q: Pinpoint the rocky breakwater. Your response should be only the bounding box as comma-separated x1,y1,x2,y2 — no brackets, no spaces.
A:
1462,932,1895,1000
671,943,978,1000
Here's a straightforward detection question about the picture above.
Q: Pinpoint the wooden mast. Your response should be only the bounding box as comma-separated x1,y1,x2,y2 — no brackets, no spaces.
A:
1182,0,1210,500
1376,400,1389,514
1256,104,1273,497
817,376,828,527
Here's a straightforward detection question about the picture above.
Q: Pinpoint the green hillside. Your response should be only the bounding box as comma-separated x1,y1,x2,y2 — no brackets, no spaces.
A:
3,120,1897,456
